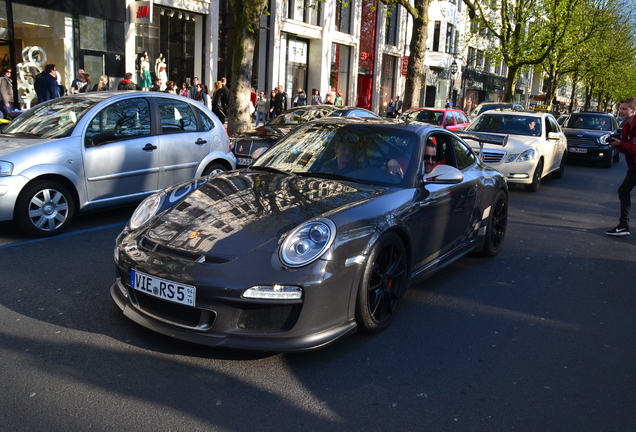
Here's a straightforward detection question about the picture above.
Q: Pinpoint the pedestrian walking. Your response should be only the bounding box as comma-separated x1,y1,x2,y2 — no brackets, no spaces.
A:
34,64,60,104
269,89,277,119
274,85,287,115
310,89,321,105
386,98,395,118
606,97,636,236
69,69,86,94
150,78,162,92
335,90,343,106
118,72,140,90
92,75,110,91
293,88,307,107
164,80,176,94
191,77,200,100
78,74,93,93
212,81,227,124
179,82,190,98
255,90,268,127
0,67,13,119
394,96,403,117
445,98,454,108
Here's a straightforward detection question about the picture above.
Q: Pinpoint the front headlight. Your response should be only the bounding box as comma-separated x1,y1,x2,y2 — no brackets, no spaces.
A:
280,218,336,267
128,191,165,231
0,161,13,176
516,149,535,162
505,154,520,163
600,134,613,145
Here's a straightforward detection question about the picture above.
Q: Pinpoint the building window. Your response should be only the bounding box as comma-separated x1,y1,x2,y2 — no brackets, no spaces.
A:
445,23,454,53
80,16,107,52
468,47,476,68
335,0,351,33
385,3,399,46
433,21,441,52
476,50,484,69
331,43,351,105
303,0,320,26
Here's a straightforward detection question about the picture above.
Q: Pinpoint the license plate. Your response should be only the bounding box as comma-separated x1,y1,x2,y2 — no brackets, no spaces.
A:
237,157,253,166
569,147,587,153
130,270,196,307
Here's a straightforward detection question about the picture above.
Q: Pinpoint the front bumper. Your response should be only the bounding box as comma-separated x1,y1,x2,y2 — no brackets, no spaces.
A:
110,234,364,352
566,146,612,162
0,174,30,222
486,161,537,185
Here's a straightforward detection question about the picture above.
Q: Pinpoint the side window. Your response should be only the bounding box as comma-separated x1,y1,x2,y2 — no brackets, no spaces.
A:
548,117,560,134
85,98,151,146
445,112,456,125
452,137,477,170
545,118,553,135
456,111,468,124
197,110,216,131
157,98,198,133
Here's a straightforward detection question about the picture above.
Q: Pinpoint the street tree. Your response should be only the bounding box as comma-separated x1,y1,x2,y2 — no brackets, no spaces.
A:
226,0,269,135
380,0,433,111
462,0,581,102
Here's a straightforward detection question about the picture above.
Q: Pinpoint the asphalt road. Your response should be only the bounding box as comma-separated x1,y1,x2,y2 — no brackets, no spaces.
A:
1,161,634,432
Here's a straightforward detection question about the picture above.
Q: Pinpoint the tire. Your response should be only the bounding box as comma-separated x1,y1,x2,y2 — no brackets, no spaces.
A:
355,232,408,333
551,152,566,179
524,159,543,192
480,190,508,257
202,162,227,176
15,180,75,237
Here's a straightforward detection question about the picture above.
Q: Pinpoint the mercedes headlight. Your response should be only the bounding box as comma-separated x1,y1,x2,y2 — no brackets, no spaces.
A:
280,218,336,267
128,191,165,231
0,161,13,176
516,149,535,162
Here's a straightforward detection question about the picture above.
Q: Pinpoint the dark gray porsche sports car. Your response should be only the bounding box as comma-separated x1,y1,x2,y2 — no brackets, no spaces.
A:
111,118,508,351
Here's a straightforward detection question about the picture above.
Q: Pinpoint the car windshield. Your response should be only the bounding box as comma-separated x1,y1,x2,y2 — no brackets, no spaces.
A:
252,123,419,187
267,107,333,126
467,113,542,137
3,97,96,138
401,110,443,125
565,114,613,131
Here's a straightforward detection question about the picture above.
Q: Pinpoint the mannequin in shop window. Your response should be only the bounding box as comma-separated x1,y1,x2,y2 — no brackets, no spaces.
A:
155,54,167,91
140,52,152,91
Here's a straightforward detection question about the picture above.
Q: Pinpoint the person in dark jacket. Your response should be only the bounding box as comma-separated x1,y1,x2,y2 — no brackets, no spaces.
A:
34,64,60,104
274,85,287,115
118,72,140,90
92,75,110,91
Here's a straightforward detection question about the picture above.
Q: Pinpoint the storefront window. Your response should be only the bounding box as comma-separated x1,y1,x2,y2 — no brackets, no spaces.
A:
0,1,8,39
284,36,308,98
13,5,73,108
135,7,197,88
331,44,350,105
380,54,396,116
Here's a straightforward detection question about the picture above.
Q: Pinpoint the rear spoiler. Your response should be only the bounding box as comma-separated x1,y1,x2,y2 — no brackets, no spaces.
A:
456,132,509,162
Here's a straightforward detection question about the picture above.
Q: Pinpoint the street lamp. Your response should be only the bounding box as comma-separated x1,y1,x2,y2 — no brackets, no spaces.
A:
449,60,458,104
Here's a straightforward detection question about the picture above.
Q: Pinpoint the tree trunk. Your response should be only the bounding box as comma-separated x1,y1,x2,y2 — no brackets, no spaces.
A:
227,0,268,135
568,76,577,113
503,64,520,102
402,0,431,111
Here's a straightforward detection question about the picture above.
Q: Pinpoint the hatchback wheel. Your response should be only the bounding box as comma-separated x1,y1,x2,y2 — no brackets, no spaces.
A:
15,180,75,237
203,163,227,176
355,232,408,333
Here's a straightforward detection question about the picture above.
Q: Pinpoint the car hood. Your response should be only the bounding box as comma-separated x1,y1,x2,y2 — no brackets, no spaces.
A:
562,128,610,138
465,133,542,153
232,125,293,141
0,135,58,156
143,170,385,256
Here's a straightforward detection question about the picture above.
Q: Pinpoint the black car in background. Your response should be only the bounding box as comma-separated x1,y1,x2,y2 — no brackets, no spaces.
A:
232,105,377,167
561,112,620,167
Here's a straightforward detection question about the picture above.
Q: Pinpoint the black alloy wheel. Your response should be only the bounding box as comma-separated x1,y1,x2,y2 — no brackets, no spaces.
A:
355,232,408,333
525,159,544,192
551,152,566,179
480,189,508,257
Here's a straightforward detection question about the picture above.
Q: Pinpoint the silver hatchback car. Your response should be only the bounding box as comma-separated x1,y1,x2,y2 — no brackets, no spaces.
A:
0,92,235,237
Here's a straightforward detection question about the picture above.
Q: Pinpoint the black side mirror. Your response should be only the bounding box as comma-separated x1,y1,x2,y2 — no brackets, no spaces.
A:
91,130,120,146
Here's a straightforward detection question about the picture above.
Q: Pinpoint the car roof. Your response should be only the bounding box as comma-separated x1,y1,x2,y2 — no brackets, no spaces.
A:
303,116,448,134
477,110,550,119
405,107,465,112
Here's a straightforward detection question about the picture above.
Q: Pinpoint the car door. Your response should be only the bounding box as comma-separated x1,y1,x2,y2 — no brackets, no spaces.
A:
411,132,478,270
83,97,159,201
544,116,565,172
156,97,212,189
